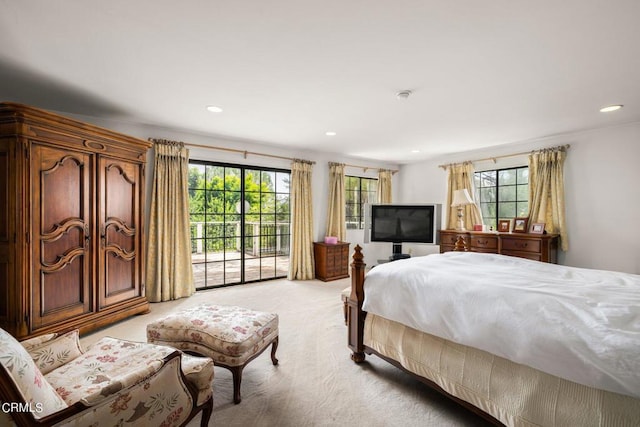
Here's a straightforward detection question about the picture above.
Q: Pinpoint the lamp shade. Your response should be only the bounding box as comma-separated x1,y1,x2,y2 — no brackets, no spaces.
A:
451,189,474,207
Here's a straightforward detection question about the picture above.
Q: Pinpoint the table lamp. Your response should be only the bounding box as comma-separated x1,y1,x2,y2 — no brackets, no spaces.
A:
451,189,474,231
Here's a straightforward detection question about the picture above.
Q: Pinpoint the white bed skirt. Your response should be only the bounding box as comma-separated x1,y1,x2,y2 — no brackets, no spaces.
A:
364,314,640,427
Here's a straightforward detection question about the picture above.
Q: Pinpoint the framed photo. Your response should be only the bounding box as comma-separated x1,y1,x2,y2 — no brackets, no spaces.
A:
512,217,529,233
530,222,545,234
498,219,512,232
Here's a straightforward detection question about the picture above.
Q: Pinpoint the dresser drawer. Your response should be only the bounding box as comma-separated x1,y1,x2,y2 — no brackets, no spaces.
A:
501,238,541,253
438,230,557,263
440,244,455,253
502,251,542,262
469,235,498,250
439,231,469,253
325,255,336,268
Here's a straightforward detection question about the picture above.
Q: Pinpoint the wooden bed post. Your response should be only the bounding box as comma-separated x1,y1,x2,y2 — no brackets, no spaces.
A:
454,235,468,251
347,245,367,362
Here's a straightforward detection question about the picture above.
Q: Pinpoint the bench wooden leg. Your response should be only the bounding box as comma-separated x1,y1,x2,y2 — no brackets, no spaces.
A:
270,336,279,365
217,335,281,404
230,336,279,404
230,365,244,404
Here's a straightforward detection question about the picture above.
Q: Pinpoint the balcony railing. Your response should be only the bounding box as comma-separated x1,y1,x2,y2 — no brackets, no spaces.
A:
191,221,290,256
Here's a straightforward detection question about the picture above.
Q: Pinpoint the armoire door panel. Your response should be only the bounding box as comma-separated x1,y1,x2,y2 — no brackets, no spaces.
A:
40,220,86,265
38,257,86,320
103,253,136,298
0,147,8,242
40,157,84,231
104,219,135,252
99,157,141,308
103,217,136,296
0,246,7,319
104,162,136,224
32,144,93,329
0,143,9,321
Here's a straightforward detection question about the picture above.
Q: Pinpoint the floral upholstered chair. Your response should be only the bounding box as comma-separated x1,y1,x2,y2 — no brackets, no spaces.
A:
0,327,213,427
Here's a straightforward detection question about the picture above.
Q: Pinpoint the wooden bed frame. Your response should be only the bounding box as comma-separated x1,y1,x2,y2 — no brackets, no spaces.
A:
346,242,503,426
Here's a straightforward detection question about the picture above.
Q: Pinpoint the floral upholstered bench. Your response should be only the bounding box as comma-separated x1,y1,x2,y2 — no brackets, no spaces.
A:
147,304,279,404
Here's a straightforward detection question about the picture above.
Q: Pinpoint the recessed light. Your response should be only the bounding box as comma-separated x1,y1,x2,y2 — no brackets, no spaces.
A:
206,105,223,113
396,90,412,100
411,149,420,153
325,131,337,136
600,105,623,113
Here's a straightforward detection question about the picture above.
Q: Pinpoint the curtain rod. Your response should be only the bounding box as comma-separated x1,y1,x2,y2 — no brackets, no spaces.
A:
438,144,570,169
170,140,316,164
338,162,399,174
153,139,399,170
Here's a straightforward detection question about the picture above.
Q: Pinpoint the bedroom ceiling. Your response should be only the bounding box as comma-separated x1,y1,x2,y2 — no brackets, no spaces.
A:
1,1,639,164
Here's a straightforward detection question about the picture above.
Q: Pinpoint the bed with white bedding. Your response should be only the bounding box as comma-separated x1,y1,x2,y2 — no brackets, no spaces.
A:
346,246,640,426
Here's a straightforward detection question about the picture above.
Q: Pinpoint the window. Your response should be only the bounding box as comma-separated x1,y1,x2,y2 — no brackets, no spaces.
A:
345,176,377,229
188,161,290,289
474,167,529,231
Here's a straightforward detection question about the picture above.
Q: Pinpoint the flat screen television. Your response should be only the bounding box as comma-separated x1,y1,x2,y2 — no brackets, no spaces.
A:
370,204,442,259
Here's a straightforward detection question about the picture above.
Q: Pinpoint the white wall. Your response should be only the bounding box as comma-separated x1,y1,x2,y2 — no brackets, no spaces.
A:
563,123,640,273
397,122,640,274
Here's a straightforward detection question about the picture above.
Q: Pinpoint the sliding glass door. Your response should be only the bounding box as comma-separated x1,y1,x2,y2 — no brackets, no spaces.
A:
188,161,290,289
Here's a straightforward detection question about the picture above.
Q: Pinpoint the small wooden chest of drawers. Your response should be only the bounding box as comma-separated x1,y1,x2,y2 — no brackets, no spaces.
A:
314,241,350,281
439,230,558,263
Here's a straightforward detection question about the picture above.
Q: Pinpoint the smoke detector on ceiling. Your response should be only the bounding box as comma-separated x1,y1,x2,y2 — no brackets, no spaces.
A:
396,90,412,99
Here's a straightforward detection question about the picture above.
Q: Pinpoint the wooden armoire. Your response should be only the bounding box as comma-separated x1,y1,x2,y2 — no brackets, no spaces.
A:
0,102,151,339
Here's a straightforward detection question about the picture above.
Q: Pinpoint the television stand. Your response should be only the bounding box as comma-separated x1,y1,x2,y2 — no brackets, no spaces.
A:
389,253,410,261
389,243,411,261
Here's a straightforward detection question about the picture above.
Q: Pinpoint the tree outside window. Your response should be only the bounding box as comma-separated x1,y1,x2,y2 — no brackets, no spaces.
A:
345,176,377,229
474,167,528,231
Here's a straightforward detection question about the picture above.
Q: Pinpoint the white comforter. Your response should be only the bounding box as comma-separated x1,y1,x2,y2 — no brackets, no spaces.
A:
362,252,640,398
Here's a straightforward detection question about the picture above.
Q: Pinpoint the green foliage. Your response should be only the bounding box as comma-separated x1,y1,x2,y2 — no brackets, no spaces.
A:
188,165,290,253
189,167,286,218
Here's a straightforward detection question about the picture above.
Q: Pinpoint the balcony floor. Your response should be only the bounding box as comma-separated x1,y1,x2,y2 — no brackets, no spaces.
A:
192,251,290,288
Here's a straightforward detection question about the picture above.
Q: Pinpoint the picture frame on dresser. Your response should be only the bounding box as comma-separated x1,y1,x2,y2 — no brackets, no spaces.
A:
530,222,545,234
512,217,529,233
498,219,512,232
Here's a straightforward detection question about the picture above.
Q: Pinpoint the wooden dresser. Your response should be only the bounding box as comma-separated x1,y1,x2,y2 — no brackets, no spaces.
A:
439,230,559,263
0,103,151,339
313,242,350,281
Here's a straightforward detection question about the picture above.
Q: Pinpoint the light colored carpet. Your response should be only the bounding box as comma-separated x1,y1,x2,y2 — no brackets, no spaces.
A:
81,278,492,427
